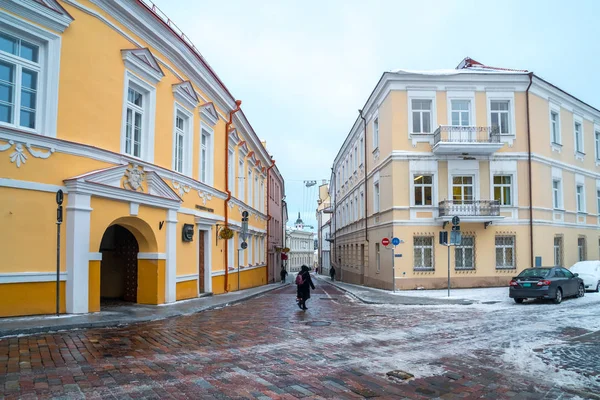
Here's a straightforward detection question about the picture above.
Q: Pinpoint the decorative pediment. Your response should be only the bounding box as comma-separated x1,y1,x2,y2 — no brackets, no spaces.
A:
229,128,241,145
199,102,219,127
247,151,257,165
121,48,164,84
2,0,74,32
172,81,198,110
238,141,249,156
64,164,181,209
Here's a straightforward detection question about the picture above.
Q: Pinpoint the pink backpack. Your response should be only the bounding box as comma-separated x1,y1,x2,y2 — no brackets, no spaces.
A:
295,274,304,285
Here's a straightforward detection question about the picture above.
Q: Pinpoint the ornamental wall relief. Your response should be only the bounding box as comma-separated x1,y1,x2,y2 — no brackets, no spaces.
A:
0,140,55,168
197,190,212,205
173,180,191,197
123,164,145,191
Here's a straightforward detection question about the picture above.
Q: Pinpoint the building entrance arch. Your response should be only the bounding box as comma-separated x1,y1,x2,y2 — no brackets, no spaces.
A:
99,224,139,304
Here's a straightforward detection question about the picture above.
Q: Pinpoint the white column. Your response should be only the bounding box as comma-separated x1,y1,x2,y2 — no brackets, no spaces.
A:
66,193,92,314
165,209,177,303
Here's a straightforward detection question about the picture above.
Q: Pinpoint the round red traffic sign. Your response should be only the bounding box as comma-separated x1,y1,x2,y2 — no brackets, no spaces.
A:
381,237,390,246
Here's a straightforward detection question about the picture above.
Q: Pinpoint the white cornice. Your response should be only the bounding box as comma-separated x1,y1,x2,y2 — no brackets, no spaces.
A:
0,272,67,283
0,0,74,33
121,48,164,85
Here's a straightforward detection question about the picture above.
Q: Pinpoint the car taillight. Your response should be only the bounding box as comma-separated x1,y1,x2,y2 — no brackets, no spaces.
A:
537,280,551,286
509,280,518,286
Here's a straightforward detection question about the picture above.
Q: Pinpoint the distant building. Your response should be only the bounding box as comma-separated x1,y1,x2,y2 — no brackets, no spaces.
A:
316,182,332,274
286,213,315,273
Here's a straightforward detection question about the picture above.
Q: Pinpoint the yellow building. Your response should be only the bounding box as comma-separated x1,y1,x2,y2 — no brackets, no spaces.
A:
331,58,600,290
0,0,275,317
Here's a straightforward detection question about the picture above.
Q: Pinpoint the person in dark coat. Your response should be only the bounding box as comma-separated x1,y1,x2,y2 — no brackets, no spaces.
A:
280,266,288,283
329,265,336,281
296,265,315,310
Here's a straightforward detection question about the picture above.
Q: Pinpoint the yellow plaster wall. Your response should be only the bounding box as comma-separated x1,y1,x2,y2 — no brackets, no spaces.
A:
137,259,165,305
212,275,225,295
0,282,65,317
475,92,487,128
0,188,66,273
88,260,101,312
176,280,197,301
176,213,197,276
436,92,447,126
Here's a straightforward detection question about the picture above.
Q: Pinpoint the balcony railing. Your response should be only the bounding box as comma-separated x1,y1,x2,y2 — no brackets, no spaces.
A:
438,200,500,218
433,126,500,145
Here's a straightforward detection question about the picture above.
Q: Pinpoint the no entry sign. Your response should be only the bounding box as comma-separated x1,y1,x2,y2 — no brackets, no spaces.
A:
381,237,390,246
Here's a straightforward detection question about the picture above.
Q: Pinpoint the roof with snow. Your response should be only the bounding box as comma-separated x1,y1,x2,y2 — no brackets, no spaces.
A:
390,57,529,76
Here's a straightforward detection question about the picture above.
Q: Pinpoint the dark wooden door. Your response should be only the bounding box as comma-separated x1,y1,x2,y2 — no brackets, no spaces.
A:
198,230,205,293
114,226,139,302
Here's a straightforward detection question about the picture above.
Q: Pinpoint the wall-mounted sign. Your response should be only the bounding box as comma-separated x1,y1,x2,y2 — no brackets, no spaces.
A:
195,204,214,213
182,224,194,242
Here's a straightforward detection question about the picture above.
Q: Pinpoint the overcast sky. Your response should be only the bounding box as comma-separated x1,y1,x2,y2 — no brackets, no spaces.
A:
153,0,600,231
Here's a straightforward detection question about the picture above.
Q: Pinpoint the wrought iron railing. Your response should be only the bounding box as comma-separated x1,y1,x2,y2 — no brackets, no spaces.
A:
438,200,500,217
433,126,501,145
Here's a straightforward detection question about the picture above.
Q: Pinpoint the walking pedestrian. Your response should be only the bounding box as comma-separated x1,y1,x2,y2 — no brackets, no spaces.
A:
329,265,336,281
295,265,315,310
280,265,288,283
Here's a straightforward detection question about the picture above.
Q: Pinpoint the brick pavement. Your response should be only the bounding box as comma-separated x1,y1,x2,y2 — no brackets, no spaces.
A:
0,282,596,399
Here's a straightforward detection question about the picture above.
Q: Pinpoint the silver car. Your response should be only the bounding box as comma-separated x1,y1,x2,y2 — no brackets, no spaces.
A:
509,267,585,304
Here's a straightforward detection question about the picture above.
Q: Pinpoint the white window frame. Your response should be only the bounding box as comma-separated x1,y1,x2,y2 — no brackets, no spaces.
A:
413,236,434,271
0,13,61,137
492,175,513,206
451,175,475,204
597,188,600,217
554,236,563,267
228,235,234,269
486,92,516,139
574,115,585,160
549,103,562,150
254,172,259,211
359,136,364,166
576,184,585,213
172,104,193,175
260,178,265,213
360,191,364,219
373,179,380,213
447,91,476,127
238,157,245,201
495,235,515,270
578,236,587,262
455,234,475,270
228,147,235,196
408,91,436,138
247,234,253,266
552,179,562,210
199,122,214,185
372,116,379,150
247,168,253,208
375,243,380,273
121,71,156,162
413,174,434,206
595,127,600,164
353,146,358,171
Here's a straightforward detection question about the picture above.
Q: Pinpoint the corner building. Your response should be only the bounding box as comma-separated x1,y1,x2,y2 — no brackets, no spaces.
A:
331,58,600,290
0,0,281,317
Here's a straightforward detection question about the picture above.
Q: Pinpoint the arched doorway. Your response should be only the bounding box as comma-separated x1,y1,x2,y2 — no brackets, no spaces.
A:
99,225,139,304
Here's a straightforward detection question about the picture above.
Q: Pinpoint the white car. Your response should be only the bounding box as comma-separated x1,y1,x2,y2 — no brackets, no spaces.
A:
569,261,600,292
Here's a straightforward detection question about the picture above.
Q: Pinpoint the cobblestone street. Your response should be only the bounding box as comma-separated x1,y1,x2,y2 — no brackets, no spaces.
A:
1,280,599,399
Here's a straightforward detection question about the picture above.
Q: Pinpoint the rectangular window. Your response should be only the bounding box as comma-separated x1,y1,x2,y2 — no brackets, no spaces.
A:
260,179,264,212
254,174,259,210
375,243,380,273
125,87,143,157
452,176,474,204
575,122,583,153
173,113,189,174
248,168,253,207
248,235,253,265
495,235,515,269
596,131,600,161
354,146,358,170
551,110,560,144
578,237,587,262
373,181,380,213
359,137,364,165
0,32,40,130
238,159,245,201
373,117,379,149
228,236,234,268
576,184,584,212
552,179,561,209
414,175,433,206
490,100,510,134
360,192,364,218
354,195,358,221
413,236,434,271
451,100,470,126
553,236,563,267
597,189,600,215
455,235,475,270
350,154,353,174
493,175,512,206
228,148,235,195
200,129,212,183
411,99,432,133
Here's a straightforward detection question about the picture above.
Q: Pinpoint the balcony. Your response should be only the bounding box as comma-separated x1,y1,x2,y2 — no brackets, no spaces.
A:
437,200,505,224
432,126,504,155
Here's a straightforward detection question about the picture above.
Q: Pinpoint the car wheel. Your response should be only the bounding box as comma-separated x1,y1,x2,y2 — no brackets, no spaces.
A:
553,288,563,304
577,284,585,298
514,298,524,304
596,281,600,293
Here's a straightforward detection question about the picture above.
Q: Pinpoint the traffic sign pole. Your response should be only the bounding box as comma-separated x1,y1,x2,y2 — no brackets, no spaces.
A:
392,245,396,292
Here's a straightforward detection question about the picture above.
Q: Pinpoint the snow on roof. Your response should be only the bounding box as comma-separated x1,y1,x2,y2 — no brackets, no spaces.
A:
390,57,529,76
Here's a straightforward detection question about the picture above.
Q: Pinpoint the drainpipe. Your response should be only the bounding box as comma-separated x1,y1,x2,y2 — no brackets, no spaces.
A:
266,159,276,283
359,110,368,244
525,72,534,268
224,100,242,292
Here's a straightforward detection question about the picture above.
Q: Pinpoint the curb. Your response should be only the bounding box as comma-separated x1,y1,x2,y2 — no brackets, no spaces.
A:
0,283,291,338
